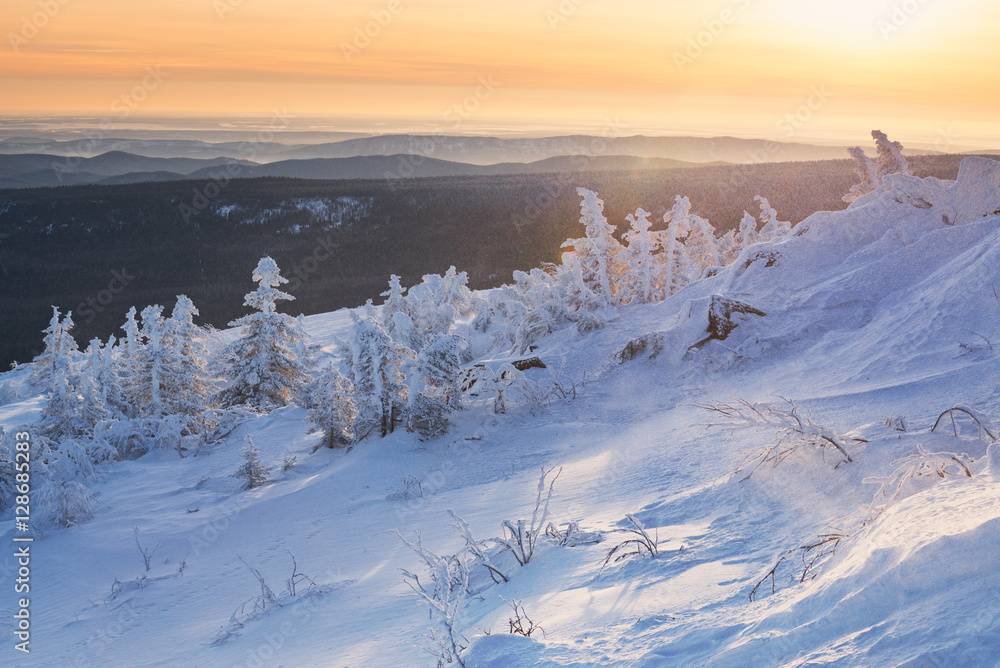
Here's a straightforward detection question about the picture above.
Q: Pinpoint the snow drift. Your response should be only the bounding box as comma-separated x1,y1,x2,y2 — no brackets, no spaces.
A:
1,157,1000,667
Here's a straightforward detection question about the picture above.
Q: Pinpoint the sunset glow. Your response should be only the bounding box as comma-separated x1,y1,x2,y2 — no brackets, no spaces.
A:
2,0,1000,144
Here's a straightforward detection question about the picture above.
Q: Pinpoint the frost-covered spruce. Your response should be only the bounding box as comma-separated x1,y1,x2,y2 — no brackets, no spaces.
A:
133,305,173,417
659,196,695,297
37,311,84,442
217,257,310,410
380,274,410,326
117,306,145,415
406,267,474,348
339,314,411,437
563,188,624,308
843,131,911,203
235,435,271,489
308,363,359,449
408,334,464,437
679,205,719,284
622,208,663,305
843,146,879,203
720,210,760,266
872,129,911,181
78,339,114,430
755,195,791,242
164,295,216,422
32,307,79,389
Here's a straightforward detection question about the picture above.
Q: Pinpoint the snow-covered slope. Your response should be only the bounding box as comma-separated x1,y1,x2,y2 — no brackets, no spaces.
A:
2,159,1000,667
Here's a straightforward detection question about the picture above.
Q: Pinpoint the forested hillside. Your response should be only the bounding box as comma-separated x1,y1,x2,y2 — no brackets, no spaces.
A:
0,154,972,369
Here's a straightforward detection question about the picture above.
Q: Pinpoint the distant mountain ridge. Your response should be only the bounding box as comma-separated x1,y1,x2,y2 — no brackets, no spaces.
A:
0,152,714,189
0,152,256,189
0,133,940,166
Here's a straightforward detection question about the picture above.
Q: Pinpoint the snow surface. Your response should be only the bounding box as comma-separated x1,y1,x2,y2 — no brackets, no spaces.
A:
3,159,1000,666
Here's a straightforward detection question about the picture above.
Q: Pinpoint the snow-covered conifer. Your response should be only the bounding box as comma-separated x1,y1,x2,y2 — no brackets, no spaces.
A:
37,312,84,442
32,307,79,388
406,267,474,347
165,295,216,421
340,315,411,437
844,132,910,203
308,363,359,449
681,209,719,284
97,335,129,418
217,257,310,410
872,129,911,180
381,274,409,324
134,305,170,417
718,211,760,266
755,195,791,241
79,339,113,431
117,306,146,413
658,197,694,296
621,208,663,304
562,188,624,308
235,435,271,489
843,146,879,203
408,334,464,437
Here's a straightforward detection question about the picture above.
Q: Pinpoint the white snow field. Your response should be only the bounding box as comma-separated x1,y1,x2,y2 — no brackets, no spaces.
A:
3,157,1000,667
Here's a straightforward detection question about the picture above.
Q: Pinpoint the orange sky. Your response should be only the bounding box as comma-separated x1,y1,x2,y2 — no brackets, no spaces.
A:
2,0,999,145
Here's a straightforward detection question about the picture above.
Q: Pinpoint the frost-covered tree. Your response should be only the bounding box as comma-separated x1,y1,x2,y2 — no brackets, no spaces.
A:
718,210,761,266
562,188,624,308
872,129,911,180
117,306,146,414
308,363,359,449
406,267,475,348
381,274,409,324
408,334,464,437
37,313,84,442
843,131,911,203
621,208,663,304
658,196,694,297
755,195,791,242
843,146,879,203
95,335,129,418
217,257,310,410
78,339,113,431
32,307,79,389
340,315,411,437
557,251,607,317
235,435,271,489
164,295,216,421
681,209,720,284
132,305,174,418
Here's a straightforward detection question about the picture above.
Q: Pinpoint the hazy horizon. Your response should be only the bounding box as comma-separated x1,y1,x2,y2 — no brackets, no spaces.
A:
3,1,999,151
3,114,1000,154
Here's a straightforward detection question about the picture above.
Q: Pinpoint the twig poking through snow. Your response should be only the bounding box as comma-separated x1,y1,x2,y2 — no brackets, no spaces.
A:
696,395,854,480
